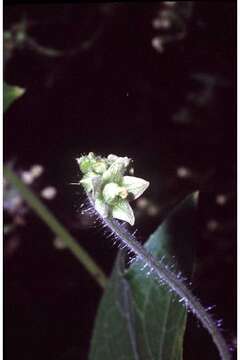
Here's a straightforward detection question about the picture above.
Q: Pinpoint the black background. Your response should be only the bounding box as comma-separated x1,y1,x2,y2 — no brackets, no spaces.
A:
4,2,237,360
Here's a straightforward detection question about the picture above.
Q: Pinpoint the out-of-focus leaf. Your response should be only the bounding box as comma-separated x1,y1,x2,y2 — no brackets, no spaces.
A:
89,193,198,360
3,82,25,113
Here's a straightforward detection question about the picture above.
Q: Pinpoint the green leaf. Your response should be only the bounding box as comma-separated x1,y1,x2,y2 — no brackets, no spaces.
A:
3,82,25,113
89,193,198,360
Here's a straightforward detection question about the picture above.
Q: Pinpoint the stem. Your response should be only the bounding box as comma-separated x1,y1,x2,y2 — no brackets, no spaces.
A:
4,165,107,289
88,194,231,360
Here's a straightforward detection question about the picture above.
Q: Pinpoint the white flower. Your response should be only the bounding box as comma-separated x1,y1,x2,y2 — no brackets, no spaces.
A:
102,183,122,204
77,153,150,226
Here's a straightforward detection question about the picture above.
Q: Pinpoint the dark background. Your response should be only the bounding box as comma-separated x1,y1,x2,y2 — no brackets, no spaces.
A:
4,2,236,360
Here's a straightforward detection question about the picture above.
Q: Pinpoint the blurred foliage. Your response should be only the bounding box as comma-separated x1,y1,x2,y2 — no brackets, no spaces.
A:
3,82,25,112
4,82,107,288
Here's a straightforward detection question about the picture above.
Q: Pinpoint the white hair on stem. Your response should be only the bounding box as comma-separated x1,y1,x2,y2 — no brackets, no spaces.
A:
76,152,232,359
86,192,232,360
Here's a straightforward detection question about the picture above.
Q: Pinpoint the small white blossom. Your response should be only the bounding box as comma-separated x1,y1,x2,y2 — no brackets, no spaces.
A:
21,171,34,184
76,153,150,226
41,186,57,199
30,165,44,178
216,194,227,206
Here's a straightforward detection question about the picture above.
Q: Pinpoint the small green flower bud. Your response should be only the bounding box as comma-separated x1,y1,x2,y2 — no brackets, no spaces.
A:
77,157,93,174
88,152,95,159
107,154,118,163
107,154,131,169
77,152,97,174
92,161,107,174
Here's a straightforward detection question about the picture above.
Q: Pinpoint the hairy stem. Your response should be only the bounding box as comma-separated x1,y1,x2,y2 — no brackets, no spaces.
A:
4,165,107,289
88,194,231,360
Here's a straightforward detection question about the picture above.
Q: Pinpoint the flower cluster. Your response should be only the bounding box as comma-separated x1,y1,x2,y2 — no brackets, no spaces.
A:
77,152,149,225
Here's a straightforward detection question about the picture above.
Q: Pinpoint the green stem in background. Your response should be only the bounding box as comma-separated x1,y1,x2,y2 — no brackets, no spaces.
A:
4,165,107,289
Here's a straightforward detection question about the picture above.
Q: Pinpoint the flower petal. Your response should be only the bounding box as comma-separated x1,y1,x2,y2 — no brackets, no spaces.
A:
102,157,131,183
95,198,109,218
80,177,93,192
112,199,135,226
122,176,150,199
92,160,107,174
80,172,101,196
102,162,124,183
107,154,131,168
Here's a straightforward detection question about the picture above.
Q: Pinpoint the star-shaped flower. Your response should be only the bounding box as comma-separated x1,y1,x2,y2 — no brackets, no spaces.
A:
76,153,150,225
